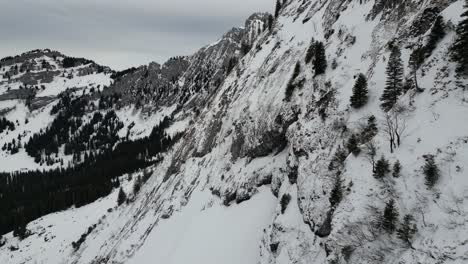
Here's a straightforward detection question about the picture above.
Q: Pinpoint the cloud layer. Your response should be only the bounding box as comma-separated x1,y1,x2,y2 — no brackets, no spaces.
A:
0,0,272,70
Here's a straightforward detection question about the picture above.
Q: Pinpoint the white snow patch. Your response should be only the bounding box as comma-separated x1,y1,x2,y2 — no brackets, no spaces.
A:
128,186,276,264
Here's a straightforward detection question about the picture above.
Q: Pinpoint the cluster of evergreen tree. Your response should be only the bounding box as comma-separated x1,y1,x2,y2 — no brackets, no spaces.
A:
241,42,252,55
63,111,123,156
452,0,468,75
409,16,446,90
62,57,93,68
2,137,21,155
304,40,327,76
183,63,217,100
0,117,182,235
411,16,446,66
26,93,87,162
328,146,348,171
346,134,361,156
424,16,446,58
397,214,418,246
225,56,239,74
12,224,30,240
25,92,126,166
373,156,403,179
373,0,405,10
117,187,127,206
0,117,15,134
110,67,138,80
360,115,378,142
99,93,121,109
71,223,97,251
380,199,418,246
334,115,378,169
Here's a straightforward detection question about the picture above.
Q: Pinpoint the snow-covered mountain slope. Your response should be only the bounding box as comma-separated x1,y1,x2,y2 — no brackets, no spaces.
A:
0,49,112,99
1,0,468,263
0,50,113,171
0,12,268,172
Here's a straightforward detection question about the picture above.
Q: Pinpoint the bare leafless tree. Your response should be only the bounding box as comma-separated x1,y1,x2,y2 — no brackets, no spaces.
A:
414,191,429,227
382,113,396,153
393,103,408,147
382,103,409,152
364,140,378,172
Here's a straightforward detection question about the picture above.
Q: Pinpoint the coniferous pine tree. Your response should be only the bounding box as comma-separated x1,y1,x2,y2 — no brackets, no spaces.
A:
423,156,440,189
117,187,127,206
426,16,446,56
313,42,327,76
393,160,402,178
382,199,399,234
268,14,274,31
409,45,425,92
329,174,343,207
13,223,29,240
284,62,301,101
397,214,417,246
374,156,390,179
329,146,348,171
408,17,445,91
363,115,378,141
305,39,315,64
350,73,369,108
381,47,404,111
452,0,468,75
133,176,142,195
280,193,291,214
275,0,282,18
346,134,361,156
241,42,251,55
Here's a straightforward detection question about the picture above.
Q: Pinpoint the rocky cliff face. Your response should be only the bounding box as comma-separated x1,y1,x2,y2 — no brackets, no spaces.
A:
104,12,270,114
1,1,468,264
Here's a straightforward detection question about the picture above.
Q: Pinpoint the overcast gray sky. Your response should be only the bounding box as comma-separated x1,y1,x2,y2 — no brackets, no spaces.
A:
0,0,272,70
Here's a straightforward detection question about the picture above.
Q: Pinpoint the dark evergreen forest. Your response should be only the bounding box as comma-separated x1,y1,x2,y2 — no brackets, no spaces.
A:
0,92,182,235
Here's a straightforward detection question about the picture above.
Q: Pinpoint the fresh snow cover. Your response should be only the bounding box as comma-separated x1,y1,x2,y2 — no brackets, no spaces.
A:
442,0,466,25
0,59,112,97
116,104,178,140
36,71,112,97
128,186,276,264
0,101,57,172
0,99,17,111
1,0,468,264
0,150,49,172
0,178,128,264
165,118,190,136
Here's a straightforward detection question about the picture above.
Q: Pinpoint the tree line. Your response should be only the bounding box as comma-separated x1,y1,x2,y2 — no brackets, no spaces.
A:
0,116,182,235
